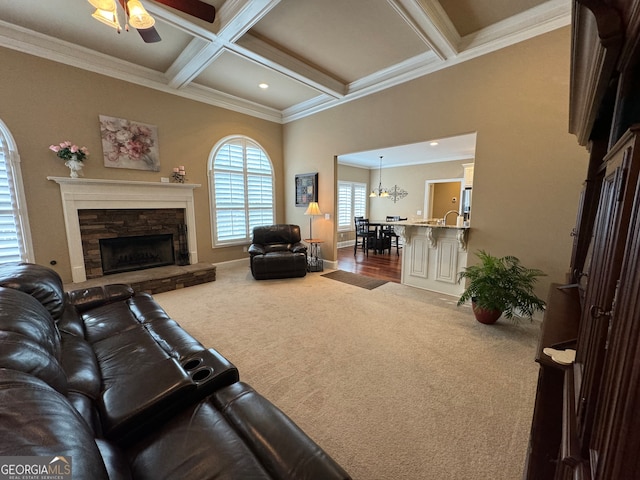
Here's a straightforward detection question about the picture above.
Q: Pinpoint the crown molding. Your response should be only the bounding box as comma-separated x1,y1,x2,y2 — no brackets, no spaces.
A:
459,0,571,52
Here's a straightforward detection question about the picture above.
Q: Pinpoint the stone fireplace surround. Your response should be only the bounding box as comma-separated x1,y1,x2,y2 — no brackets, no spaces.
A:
48,177,200,283
80,209,185,279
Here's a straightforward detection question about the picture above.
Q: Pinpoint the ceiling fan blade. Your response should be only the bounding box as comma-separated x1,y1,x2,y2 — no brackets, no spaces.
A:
137,26,162,43
153,0,216,23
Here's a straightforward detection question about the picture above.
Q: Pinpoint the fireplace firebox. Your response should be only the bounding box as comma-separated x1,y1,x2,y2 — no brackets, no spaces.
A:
100,234,175,275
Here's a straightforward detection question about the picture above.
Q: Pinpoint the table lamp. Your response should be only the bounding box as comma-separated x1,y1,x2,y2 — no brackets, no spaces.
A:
304,201,322,239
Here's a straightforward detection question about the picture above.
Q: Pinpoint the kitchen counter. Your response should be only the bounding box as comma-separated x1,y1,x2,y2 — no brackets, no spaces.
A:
391,220,470,229
391,222,470,296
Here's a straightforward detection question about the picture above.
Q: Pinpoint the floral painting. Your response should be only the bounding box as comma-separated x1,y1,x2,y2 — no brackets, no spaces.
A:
99,115,160,171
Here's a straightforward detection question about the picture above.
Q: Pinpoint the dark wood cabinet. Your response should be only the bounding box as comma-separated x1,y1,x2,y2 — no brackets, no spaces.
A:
525,2,640,479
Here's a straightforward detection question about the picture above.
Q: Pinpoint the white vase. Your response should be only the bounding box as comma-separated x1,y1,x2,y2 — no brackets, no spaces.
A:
64,157,84,178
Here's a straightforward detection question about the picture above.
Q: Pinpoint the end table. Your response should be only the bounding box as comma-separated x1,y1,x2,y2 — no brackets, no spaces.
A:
304,238,324,272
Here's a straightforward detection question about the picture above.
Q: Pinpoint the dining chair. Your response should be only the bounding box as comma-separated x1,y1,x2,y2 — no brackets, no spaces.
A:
382,216,402,255
354,217,376,256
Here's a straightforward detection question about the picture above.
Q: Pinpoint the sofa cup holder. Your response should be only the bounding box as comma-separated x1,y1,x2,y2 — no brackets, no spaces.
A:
179,349,238,393
190,366,214,384
181,354,216,384
182,357,203,371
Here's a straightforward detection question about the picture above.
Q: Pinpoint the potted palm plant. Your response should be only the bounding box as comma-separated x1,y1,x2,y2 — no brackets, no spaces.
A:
457,250,546,324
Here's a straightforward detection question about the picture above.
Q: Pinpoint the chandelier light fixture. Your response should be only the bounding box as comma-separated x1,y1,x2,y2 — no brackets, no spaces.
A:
370,156,389,197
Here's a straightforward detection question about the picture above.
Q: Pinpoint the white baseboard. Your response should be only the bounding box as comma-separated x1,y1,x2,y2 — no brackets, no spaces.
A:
337,240,354,249
213,258,249,267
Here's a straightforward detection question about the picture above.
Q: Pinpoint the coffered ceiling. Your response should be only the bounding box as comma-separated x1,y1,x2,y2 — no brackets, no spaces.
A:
0,0,569,125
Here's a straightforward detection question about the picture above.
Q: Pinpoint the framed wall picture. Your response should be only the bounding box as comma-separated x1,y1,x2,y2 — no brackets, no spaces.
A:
295,172,318,206
99,115,160,171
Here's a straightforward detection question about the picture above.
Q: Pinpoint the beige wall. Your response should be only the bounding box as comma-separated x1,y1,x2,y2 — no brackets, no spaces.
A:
0,48,283,283
284,26,589,298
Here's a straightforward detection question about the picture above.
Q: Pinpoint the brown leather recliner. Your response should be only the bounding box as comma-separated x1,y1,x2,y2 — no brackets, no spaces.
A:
248,224,308,280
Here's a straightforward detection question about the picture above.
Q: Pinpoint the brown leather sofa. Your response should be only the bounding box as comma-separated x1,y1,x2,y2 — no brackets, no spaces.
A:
0,262,350,480
248,224,308,280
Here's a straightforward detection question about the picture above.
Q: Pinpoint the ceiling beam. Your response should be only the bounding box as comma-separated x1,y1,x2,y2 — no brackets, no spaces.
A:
387,0,459,60
165,38,224,89
216,0,281,43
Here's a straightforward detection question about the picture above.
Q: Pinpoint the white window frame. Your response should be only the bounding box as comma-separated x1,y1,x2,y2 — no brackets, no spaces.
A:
0,118,34,263
337,181,367,231
208,135,275,247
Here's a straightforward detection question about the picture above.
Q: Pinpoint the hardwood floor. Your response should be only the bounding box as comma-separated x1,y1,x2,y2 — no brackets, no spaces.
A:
337,245,402,283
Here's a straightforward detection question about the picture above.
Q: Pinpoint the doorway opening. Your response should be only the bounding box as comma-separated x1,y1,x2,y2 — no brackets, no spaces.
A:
424,179,464,223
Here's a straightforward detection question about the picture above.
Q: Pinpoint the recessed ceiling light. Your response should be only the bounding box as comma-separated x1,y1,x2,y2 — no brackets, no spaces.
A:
430,141,439,146
258,83,269,89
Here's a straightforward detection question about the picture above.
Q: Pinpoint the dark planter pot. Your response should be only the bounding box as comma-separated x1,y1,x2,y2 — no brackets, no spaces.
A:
472,301,502,325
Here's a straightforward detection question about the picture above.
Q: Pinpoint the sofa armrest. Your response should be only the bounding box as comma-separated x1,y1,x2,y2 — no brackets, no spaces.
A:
292,242,308,254
66,284,134,312
212,382,351,480
99,357,197,443
248,244,265,256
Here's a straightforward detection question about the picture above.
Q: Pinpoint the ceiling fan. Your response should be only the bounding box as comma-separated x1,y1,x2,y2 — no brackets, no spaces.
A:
88,0,216,43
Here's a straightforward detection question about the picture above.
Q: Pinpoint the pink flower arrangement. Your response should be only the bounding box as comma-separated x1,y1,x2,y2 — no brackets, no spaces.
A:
49,141,89,162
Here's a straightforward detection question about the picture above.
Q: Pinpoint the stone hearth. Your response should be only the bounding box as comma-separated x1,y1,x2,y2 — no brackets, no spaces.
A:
63,263,217,295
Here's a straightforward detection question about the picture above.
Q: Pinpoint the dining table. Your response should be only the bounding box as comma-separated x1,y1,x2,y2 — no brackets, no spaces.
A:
367,220,398,254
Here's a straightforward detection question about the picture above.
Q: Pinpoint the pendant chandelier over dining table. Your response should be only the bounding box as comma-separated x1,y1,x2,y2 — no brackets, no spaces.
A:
370,156,389,197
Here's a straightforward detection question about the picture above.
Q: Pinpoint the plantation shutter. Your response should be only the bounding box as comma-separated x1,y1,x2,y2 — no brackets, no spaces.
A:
212,138,274,245
353,183,367,219
337,182,352,229
337,181,367,230
0,135,24,263
246,144,273,233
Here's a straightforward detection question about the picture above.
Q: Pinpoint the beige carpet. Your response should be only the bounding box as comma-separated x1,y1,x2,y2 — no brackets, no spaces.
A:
153,262,540,480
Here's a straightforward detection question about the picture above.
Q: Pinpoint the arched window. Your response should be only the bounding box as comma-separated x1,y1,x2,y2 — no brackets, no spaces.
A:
0,119,33,263
209,136,274,246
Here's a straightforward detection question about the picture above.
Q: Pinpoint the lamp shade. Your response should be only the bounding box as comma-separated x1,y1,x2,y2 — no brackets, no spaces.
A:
88,0,116,11
92,8,121,30
127,0,155,29
304,202,322,216
304,202,322,240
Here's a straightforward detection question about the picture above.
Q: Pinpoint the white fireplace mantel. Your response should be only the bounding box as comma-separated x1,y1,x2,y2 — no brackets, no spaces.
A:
47,177,201,283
